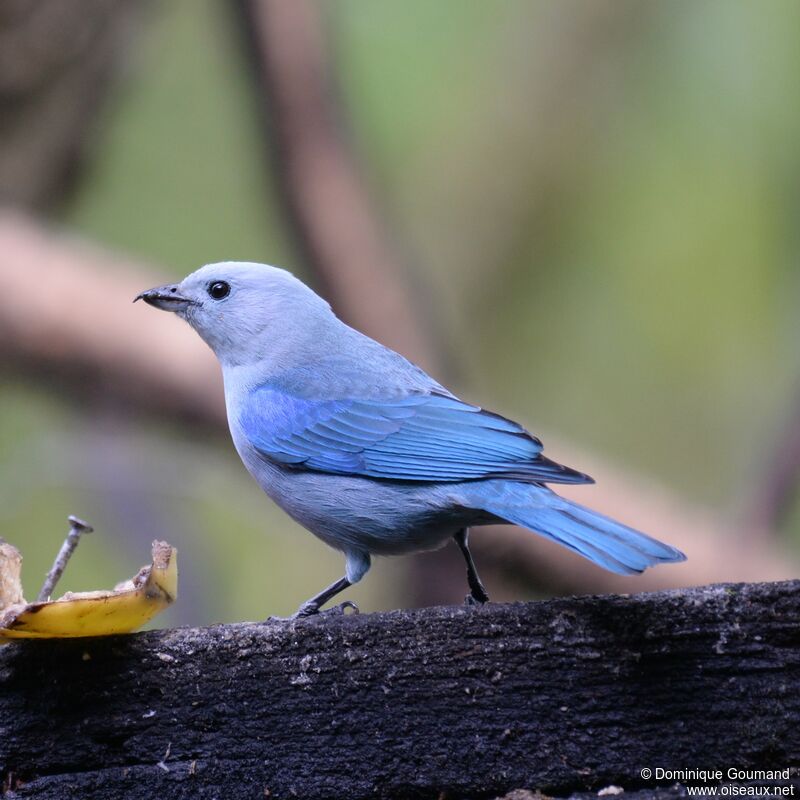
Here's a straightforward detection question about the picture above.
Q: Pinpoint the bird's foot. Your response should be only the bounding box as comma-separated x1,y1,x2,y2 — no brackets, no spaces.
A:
464,590,489,607
291,599,360,620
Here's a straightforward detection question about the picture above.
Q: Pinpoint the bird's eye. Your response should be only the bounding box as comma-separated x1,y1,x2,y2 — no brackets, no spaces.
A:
207,281,230,300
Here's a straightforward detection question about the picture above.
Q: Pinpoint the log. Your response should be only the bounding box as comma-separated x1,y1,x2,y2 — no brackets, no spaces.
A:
2,580,799,799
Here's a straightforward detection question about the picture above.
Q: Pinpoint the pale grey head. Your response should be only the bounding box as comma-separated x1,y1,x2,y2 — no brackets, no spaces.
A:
136,261,335,367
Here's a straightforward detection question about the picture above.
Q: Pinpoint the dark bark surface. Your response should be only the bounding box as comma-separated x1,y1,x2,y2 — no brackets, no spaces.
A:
1,581,799,799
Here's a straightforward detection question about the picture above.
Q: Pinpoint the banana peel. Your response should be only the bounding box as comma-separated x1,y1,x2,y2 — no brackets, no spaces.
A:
0,540,177,640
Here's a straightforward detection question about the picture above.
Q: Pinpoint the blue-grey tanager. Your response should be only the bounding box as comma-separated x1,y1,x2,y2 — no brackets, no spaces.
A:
137,262,685,616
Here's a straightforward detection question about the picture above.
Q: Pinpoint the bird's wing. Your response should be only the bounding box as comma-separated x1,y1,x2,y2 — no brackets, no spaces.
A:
239,387,592,484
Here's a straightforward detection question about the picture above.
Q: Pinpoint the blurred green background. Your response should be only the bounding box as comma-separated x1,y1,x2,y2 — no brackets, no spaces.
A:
2,0,799,627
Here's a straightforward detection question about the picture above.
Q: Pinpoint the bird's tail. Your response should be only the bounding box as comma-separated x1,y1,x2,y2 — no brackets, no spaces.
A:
478,485,686,575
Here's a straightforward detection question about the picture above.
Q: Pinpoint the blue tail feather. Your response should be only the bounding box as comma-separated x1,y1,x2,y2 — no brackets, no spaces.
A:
480,487,686,575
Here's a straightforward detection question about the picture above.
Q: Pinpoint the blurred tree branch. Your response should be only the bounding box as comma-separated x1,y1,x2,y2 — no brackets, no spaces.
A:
0,212,795,600
748,397,800,536
0,211,223,426
0,0,149,212
232,0,446,377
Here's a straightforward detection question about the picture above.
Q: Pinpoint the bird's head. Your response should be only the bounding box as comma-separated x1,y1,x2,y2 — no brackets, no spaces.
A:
135,261,333,367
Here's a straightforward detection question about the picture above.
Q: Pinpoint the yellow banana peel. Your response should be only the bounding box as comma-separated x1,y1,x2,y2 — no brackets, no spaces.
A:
0,540,177,640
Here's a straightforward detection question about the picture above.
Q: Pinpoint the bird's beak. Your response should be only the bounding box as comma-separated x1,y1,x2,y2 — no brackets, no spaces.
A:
134,284,195,311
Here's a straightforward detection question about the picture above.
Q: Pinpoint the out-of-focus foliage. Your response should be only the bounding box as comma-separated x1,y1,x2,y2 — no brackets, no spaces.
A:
67,0,292,274
2,0,799,624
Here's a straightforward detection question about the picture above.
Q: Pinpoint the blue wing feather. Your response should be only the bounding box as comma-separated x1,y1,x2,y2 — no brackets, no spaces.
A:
240,387,592,484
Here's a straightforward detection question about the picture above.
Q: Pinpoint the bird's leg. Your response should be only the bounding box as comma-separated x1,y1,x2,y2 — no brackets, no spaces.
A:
292,576,356,618
454,528,489,605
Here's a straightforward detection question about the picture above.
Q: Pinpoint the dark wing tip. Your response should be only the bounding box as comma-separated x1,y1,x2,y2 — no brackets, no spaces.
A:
664,546,687,563
536,455,595,484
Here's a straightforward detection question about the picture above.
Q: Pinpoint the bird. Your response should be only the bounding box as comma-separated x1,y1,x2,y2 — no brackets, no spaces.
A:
136,261,686,617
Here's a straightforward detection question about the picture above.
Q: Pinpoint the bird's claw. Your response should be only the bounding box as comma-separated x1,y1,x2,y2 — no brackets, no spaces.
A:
464,592,489,607
330,600,360,616
291,599,360,620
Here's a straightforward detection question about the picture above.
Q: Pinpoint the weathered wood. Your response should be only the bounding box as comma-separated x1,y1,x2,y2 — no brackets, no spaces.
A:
1,581,799,799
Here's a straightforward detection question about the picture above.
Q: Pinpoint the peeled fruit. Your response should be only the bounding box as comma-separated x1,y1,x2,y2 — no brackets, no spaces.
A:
0,540,177,640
